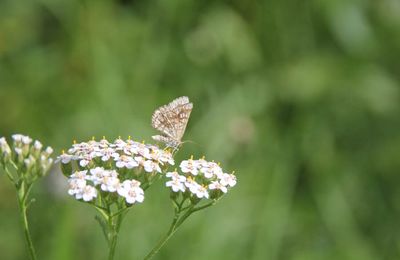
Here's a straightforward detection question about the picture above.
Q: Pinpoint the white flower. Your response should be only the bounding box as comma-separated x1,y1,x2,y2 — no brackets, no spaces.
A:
117,180,144,204
137,144,151,158
0,137,11,157
81,185,97,201
33,140,43,150
143,160,161,173
68,142,89,154
70,170,88,180
209,181,228,193
68,178,87,196
101,147,119,161
125,188,144,204
115,155,139,169
12,134,32,145
166,171,186,182
57,153,74,164
185,178,201,194
78,154,92,167
89,149,103,158
101,176,120,192
0,137,7,146
219,173,237,187
166,179,186,192
193,185,209,199
200,161,223,179
112,138,127,151
134,156,145,166
44,147,53,155
180,159,199,175
196,158,209,168
98,138,110,148
89,167,106,186
159,151,175,165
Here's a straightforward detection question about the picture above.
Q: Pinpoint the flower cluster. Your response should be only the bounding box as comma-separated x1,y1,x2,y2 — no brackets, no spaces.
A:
67,167,144,204
166,157,236,200
58,137,174,204
58,137,174,172
0,134,53,180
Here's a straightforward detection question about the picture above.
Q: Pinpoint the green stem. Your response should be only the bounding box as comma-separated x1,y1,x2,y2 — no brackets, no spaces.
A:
107,211,125,260
143,203,199,260
143,212,181,260
143,199,220,260
17,182,37,260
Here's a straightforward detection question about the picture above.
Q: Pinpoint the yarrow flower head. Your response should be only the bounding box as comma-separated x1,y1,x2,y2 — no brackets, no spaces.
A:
57,137,174,204
0,134,53,181
165,157,236,201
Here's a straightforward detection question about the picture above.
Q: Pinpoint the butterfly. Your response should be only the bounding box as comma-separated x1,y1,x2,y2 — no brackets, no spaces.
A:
151,96,193,150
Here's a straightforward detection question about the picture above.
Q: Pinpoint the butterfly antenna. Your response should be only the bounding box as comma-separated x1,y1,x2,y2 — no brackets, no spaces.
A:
182,140,202,148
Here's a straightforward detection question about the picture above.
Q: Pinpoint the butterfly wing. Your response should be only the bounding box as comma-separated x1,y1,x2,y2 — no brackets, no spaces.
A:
151,96,193,142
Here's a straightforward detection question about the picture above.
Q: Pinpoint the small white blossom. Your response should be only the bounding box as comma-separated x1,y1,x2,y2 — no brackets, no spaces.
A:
112,138,127,151
57,153,74,164
68,178,87,196
159,151,174,165
0,137,11,158
185,178,201,194
81,185,97,202
209,181,228,193
98,138,110,148
117,180,144,204
166,179,186,192
89,167,106,186
33,140,43,150
219,173,237,187
100,174,120,192
125,188,144,204
44,147,53,155
134,156,145,166
136,144,151,158
70,170,88,180
180,159,200,175
79,154,92,167
166,171,186,182
193,185,209,199
115,155,139,169
200,161,223,179
101,147,119,161
12,134,32,145
143,160,161,173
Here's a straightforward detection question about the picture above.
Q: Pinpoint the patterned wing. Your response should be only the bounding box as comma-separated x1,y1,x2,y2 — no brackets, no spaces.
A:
151,96,193,141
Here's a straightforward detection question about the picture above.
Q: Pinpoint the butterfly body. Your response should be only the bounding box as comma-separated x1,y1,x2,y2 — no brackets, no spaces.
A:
151,96,193,150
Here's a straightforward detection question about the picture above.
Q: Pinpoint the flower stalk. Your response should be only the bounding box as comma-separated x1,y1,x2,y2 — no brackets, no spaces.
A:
17,181,37,260
143,199,216,260
0,135,54,260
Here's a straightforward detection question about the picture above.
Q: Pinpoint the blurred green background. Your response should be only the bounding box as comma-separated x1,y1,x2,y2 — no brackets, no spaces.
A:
1,0,400,259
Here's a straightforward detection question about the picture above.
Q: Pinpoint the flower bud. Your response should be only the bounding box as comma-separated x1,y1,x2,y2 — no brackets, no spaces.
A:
24,155,36,172
30,140,43,158
0,137,12,164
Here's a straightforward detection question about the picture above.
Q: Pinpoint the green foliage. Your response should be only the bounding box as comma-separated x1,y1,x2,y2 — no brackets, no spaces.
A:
1,0,400,259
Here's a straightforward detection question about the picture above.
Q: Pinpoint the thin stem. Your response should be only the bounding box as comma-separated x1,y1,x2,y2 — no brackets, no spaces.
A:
143,211,181,260
4,166,15,184
17,182,37,260
143,198,220,260
107,211,126,260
